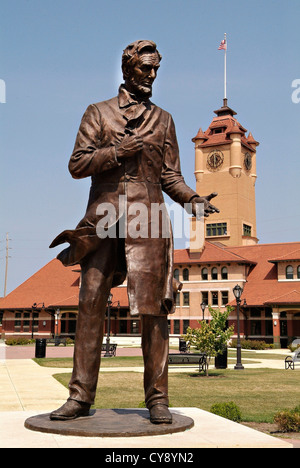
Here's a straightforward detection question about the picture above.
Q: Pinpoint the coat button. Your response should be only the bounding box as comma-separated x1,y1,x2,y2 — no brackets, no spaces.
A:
149,144,154,151
147,160,153,166
125,174,130,181
146,176,151,182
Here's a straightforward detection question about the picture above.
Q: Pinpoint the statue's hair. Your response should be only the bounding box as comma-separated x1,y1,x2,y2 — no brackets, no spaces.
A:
122,40,162,79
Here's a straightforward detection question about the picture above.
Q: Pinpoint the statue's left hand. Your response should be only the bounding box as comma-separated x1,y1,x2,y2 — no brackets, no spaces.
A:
191,192,219,218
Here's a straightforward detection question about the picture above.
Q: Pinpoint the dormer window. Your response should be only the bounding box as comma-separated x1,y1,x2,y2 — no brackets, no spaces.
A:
212,127,226,134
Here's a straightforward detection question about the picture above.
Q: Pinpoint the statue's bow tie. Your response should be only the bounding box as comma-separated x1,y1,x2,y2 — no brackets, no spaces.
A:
123,100,149,124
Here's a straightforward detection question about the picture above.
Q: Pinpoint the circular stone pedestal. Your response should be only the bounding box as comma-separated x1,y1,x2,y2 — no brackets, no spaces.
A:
24,409,194,438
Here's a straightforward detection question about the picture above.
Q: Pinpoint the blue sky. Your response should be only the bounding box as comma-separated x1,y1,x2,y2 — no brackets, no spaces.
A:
0,0,299,294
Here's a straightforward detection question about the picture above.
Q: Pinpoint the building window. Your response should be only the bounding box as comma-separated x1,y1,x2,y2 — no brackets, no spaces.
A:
61,313,77,335
298,265,300,279
265,308,272,318
174,320,180,334
183,268,189,281
221,291,228,306
176,292,180,306
286,265,294,280
221,267,228,280
183,320,190,334
183,292,190,306
130,321,139,334
251,321,261,335
243,224,252,237
174,269,180,281
23,312,30,331
14,312,22,331
265,320,273,336
119,320,127,334
201,268,208,280
206,222,227,237
211,267,218,280
202,291,208,305
33,312,39,331
212,127,226,134
212,292,218,306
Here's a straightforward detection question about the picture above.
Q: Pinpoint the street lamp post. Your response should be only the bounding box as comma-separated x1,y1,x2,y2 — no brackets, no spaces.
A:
31,302,45,339
201,301,206,321
233,284,244,370
54,308,61,341
104,293,114,357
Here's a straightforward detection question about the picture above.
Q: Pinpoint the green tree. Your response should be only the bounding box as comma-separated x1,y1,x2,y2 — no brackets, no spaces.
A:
183,306,234,376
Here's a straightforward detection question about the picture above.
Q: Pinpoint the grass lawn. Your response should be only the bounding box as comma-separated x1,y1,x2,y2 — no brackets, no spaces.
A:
50,366,300,423
34,356,145,368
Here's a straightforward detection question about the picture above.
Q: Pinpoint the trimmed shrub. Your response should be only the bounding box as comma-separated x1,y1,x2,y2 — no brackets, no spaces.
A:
210,401,242,422
5,337,34,346
231,339,273,350
274,406,300,432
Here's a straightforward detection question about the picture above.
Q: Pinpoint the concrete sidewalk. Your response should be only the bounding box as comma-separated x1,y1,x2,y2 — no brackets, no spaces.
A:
0,354,294,448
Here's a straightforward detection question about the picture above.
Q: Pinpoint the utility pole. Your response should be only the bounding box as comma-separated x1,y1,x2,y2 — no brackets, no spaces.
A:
4,233,11,297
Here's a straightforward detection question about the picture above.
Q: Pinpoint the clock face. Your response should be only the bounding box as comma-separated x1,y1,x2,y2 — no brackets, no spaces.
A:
207,150,224,170
244,152,252,171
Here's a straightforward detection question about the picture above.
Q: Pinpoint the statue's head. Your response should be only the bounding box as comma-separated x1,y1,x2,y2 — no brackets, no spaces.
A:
122,40,162,99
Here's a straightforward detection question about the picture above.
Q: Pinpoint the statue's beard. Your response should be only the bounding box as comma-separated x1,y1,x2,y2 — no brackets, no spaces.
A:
126,78,152,99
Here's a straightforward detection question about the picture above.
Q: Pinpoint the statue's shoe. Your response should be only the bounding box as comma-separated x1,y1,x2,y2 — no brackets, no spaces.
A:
50,399,91,420
149,404,172,424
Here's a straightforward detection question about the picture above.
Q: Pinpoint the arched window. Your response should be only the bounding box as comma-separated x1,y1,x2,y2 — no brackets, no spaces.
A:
286,265,294,280
174,269,180,281
298,265,300,279
221,267,228,280
211,267,218,280
183,268,189,281
201,268,208,281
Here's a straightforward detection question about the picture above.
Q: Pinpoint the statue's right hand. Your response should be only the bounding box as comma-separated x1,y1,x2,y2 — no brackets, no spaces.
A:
116,133,143,159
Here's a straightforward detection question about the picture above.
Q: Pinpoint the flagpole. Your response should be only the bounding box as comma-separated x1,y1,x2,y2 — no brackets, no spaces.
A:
224,33,227,105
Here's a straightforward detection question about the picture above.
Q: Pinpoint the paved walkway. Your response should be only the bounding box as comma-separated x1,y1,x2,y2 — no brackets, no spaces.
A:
0,342,296,448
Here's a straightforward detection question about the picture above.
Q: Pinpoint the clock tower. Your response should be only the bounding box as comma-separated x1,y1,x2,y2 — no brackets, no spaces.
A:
192,99,259,247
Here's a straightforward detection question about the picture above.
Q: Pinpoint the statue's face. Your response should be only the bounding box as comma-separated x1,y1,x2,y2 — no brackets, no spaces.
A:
125,53,160,98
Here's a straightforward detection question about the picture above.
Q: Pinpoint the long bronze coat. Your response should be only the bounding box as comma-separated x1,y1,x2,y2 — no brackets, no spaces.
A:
50,85,198,316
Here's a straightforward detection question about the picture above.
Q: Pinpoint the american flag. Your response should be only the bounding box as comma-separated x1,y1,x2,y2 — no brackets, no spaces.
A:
218,39,227,50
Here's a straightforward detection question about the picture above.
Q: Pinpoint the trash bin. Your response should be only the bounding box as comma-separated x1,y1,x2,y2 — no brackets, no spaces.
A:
179,338,188,353
215,347,228,369
35,338,46,358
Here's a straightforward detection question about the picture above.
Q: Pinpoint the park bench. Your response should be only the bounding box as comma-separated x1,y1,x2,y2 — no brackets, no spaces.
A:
46,337,67,346
168,353,208,373
285,349,300,370
101,343,117,357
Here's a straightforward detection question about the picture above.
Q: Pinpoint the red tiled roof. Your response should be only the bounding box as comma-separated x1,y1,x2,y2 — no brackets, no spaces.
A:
268,248,300,263
264,290,300,305
227,242,300,307
247,132,259,146
174,241,254,265
0,259,128,310
194,114,257,153
192,127,207,142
